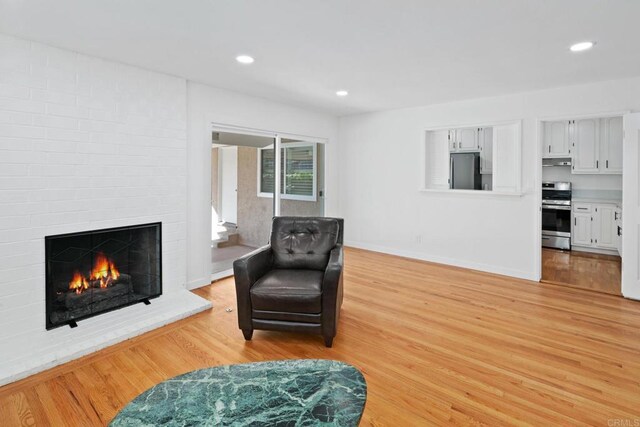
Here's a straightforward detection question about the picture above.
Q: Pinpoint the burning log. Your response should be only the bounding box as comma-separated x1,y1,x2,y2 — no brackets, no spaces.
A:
50,275,136,325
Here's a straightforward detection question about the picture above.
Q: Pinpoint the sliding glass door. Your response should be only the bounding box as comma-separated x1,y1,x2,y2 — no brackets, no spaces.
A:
211,129,325,276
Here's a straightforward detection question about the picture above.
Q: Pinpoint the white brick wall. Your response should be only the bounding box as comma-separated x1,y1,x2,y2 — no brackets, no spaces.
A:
0,34,209,385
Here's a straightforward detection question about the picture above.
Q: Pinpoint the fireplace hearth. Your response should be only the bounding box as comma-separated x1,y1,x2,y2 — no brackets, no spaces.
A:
45,223,162,330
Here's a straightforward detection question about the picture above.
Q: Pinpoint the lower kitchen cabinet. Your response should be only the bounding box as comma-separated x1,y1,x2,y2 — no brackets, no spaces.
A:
571,202,620,251
594,204,617,249
572,213,593,246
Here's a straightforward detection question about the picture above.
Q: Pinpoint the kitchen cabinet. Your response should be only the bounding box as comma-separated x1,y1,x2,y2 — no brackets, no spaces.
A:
572,118,600,174
615,206,622,256
571,202,620,251
449,128,478,152
479,127,493,174
594,204,617,249
543,121,570,158
572,213,593,246
600,116,623,174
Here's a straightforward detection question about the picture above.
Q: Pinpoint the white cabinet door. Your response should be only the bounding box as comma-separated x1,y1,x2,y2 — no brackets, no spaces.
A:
448,130,456,152
425,129,451,190
455,128,479,152
479,127,493,174
572,118,600,173
600,116,623,174
492,123,521,193
543,121,570,158
594,204,617,249
572,213,592,246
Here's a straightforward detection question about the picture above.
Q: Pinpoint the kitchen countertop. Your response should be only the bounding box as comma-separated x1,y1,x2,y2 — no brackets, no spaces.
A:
572,189,622,206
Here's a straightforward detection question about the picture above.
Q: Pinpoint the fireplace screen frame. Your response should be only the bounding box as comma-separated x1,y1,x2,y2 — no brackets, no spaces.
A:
45,222,162,330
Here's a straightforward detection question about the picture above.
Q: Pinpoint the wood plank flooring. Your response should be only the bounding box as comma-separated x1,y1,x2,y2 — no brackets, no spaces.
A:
1,247,640,425
541,247,621,295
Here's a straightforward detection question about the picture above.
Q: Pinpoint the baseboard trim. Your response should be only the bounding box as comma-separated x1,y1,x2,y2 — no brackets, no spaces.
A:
187,275,212,290
570,245,619,256
211,269,234,282
345,240,537,281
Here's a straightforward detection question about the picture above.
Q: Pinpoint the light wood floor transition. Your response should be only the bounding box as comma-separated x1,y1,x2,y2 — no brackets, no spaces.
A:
1,248,640,425
542,248,622,295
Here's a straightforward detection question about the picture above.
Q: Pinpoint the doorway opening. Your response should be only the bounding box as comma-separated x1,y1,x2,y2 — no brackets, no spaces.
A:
538,113,623,296
210,128,326,277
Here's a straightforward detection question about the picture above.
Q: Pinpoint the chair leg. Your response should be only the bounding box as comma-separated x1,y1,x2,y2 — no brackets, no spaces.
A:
323,335,334,348
242,329,253,341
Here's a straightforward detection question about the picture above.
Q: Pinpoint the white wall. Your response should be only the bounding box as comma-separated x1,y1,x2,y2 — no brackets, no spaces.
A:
0,34,210,385
338,77,640,280
186,82,339,289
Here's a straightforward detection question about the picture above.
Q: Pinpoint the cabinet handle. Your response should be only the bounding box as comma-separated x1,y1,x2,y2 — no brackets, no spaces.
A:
606,160,609,169
548,145,551,153
596,160,599,169
574,218,576,226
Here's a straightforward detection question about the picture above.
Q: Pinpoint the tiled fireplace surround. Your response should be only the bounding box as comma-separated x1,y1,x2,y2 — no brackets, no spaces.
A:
0,35,211,386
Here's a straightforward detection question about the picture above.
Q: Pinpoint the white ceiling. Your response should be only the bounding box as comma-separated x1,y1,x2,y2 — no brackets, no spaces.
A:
1,0,639,116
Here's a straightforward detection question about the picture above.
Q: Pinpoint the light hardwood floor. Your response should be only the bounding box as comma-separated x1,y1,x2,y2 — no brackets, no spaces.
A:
1,247,640,426
541,248,622,295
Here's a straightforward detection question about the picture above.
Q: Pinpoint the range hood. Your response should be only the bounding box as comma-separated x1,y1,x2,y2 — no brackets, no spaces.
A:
543,157,572,167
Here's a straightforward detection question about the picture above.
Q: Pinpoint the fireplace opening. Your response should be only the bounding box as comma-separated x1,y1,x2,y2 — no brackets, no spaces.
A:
45,222,162,330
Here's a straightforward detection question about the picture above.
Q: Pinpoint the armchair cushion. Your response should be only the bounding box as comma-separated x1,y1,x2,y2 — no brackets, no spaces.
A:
271,217,339,271
250,269,324,314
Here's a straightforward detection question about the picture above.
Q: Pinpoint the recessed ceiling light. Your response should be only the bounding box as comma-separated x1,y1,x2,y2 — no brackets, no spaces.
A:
570,41,595,52
236,55,255,64
336,90,349,97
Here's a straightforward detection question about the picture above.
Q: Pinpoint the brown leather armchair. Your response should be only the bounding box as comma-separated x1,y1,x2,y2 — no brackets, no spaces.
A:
233,217,344,347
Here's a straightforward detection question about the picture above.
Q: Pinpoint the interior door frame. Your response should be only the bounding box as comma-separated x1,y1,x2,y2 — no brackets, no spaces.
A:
209,122,327,280
534,109,630,283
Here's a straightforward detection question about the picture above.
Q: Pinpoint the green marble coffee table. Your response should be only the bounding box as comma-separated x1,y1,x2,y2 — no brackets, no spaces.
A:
109,359,367,426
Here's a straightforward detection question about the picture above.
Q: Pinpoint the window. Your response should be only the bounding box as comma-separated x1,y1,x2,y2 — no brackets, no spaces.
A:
422,121,522,194
259,142,317,201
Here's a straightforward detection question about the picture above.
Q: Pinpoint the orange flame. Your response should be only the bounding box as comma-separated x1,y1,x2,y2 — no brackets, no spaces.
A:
69,271,89,295
68,252,120,294
90,252,120,288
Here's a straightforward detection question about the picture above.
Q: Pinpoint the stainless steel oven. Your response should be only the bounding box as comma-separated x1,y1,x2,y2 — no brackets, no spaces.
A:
542,182,571,250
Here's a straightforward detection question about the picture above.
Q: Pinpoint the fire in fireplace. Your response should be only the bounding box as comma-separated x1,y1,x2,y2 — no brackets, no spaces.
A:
69,252,120,294
45,223,162,329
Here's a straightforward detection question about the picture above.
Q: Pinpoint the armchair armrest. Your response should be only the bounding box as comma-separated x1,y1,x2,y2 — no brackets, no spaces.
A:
233,245,273,330
322,244,344,339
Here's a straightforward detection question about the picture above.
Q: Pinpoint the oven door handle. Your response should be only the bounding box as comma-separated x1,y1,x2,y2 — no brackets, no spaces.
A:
542,205,571,211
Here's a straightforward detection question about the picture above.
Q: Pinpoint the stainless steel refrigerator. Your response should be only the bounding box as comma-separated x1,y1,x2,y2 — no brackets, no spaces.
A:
450,152,481,190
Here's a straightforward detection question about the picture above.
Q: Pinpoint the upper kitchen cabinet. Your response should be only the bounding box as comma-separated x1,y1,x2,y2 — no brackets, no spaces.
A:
449,128,479,152
543,121,570,158
479,127,493,174
572,118,600,174
600,116,623,174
